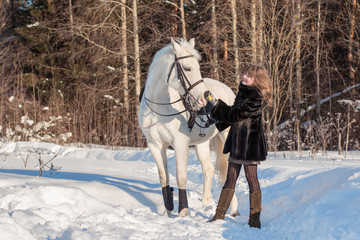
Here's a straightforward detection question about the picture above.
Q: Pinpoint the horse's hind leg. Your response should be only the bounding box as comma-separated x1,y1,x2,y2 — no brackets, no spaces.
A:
195,141,214,205
230,194,240,217
148,143,173,215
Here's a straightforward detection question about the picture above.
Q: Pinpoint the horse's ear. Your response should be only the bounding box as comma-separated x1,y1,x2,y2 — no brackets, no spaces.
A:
171,38,182,55
189,38,195,48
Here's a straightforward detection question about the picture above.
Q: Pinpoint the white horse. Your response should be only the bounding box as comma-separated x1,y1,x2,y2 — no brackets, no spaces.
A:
138,38,239,217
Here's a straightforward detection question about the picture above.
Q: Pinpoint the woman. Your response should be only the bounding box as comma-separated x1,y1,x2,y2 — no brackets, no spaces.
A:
208,64,272,228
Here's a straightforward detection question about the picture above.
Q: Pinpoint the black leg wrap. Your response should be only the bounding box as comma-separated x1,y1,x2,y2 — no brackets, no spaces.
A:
162,185,174,211
178,189,188,213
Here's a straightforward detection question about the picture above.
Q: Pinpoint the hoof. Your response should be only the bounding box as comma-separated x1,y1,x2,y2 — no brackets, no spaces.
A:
162,186,174,211
163,210,172,217
230,210,240,217
248,212,261,229
178,207,188,217
208,214,224,222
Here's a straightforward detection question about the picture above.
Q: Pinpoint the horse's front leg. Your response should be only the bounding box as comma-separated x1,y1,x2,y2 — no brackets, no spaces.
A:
174,141,190,217
195,140,214,205
148,143,173,216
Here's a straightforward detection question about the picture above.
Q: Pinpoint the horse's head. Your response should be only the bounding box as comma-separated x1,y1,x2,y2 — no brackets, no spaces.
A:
166,38,207,111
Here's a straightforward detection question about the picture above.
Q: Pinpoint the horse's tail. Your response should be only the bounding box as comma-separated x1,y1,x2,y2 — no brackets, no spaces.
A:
211,133,228,184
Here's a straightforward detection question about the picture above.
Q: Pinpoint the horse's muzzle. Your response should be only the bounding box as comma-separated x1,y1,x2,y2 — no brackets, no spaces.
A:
197,96,207,108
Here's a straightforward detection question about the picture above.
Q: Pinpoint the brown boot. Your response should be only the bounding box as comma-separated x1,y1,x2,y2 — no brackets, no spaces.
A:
248,191,261,228
208,188,235,222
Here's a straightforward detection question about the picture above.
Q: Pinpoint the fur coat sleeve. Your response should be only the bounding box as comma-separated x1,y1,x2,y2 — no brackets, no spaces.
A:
211,98,262,124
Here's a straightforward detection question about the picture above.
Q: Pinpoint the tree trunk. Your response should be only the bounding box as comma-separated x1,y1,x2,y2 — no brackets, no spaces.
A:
180,0,186,39
231,0,240,85
69,0,74,65
259,0,264,64
211,0,219,80
295,0,302,152
133,0,142,145
315,0,321,120
348,0,356,94
133,0,140,106
48,0,55,14
224,40,228,60
171,3,178,37
288,1,295,151
68,0,73,28
289,57,295,150
337,116,342,155
121,0,129,144
251,0,257,63
345,105,350,157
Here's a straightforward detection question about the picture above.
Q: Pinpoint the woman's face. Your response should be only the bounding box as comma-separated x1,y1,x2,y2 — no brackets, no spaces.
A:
242,72,255,86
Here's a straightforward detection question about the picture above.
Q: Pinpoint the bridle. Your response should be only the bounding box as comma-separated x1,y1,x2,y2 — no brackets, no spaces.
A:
144,54,214,134
144,54,203,116
166,55,204,96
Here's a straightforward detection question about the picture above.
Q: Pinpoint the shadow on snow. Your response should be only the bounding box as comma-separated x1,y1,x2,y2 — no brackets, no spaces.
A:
0,168,162,213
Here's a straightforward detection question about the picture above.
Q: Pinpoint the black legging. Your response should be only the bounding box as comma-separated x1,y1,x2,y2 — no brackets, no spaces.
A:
223,162,260,193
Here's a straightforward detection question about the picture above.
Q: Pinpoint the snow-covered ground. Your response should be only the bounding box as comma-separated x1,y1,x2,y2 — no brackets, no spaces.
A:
0,141,359,240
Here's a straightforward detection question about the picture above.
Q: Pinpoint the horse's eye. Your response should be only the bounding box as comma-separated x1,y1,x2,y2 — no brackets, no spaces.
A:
183,67,191,72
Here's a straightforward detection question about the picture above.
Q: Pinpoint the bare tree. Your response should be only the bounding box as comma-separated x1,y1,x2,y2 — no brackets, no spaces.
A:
261,1,297,150
133,0,140,106
68,0,74,65
121,0,130,144
121,0,129,112
180,0,186,39
251,0,257,62
231,0,240,85
295,0,303,152
348,0,357,94
315,0,321,120
0,0,12,134
259,0,264,64
132,0,142,145
211,0,219,80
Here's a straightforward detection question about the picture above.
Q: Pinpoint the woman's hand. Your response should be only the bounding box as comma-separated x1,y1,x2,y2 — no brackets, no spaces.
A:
204,91,218,106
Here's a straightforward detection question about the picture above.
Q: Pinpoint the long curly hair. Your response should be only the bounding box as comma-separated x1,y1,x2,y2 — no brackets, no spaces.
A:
244,64,273,106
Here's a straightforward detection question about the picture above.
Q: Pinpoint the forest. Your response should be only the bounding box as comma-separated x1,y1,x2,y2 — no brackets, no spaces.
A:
0,0,359,152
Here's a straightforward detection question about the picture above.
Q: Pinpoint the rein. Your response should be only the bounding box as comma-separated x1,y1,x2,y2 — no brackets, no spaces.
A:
144,96,188,117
